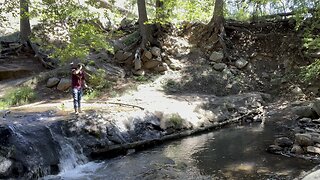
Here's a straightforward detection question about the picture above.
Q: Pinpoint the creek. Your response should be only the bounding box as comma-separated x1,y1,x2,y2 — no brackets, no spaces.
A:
42,122,315,180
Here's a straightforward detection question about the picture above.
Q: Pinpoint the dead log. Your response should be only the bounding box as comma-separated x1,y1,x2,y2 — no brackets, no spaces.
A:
90,109,260,159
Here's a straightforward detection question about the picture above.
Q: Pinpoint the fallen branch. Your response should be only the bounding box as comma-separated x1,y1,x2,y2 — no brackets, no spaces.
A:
90,109,260,159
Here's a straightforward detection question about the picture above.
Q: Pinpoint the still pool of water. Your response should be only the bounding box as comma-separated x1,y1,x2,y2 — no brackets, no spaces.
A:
44,123,315,180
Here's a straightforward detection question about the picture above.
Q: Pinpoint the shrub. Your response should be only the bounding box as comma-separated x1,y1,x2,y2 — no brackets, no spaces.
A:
88,69,112,90
168,113,184,128
3,87,36,106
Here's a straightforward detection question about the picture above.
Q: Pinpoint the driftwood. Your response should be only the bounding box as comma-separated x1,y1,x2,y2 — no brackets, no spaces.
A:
90,109,260,159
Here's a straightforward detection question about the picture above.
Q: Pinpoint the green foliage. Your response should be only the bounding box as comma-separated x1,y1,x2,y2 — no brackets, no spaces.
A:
123,32,140,46
88,69,111,90
2,87,35,106
51,23,113,62
134,75,149,82
168,113,184,128
84,89,101,100
300,59,320,81
163,79,181,92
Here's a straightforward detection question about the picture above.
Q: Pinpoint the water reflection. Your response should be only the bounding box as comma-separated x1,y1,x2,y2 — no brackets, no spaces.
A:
44,123,315,180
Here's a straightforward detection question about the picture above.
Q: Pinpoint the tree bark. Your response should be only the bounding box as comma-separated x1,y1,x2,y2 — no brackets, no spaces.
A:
208,0,224,34
137,0,152,49
20,0,31,42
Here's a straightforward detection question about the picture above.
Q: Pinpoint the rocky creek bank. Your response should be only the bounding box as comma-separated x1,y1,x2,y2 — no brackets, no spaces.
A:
0,92,268,179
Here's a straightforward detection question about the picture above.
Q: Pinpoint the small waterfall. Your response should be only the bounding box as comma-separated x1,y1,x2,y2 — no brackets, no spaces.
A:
58,142,86,172
46,126,87,173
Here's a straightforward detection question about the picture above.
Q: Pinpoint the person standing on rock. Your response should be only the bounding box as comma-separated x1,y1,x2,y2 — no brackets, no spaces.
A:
71,62,87,115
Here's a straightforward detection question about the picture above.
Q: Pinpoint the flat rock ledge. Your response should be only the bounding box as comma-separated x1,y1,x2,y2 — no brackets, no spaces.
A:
0,92,267,179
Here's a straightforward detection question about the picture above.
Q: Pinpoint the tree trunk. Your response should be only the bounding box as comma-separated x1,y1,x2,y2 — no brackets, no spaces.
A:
208,0,224,34
20,0,31,42
137,0,152,49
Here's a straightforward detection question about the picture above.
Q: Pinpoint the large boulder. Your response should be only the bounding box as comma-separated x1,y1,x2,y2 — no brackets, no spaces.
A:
57,78,71,91
46,77,60,88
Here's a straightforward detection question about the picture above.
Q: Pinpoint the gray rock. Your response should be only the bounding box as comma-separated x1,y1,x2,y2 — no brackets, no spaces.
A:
213,63,227,71
57,78,71,91
0,156,12,175
295,133,313,147
133,69,145,76
292,105,317,118
267,145,283,153
151,47,161,57
274,137,293,147
235,58,248,69
312,98,320,117
307,146,320,154
46,77,60,88
291,144,304,154
209,51,224,62
299,118,312,124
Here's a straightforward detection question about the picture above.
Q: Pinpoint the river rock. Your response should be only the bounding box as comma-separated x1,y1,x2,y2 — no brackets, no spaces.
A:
46,77,60,88
295,133,313,147
291,144,304,154
274,137,293,147
209,51,224,62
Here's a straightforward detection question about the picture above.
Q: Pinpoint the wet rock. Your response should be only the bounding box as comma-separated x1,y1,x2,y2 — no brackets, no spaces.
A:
46,77,60,88
274,137,293,147
295,133,313,147
57,78,71,91
291,144,304,154
267,145,283,153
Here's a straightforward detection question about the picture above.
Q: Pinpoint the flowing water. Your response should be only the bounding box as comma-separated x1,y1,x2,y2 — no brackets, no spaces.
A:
43,123,315,180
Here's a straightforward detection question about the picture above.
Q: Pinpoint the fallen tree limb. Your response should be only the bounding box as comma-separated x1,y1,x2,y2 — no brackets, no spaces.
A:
90,109,260,159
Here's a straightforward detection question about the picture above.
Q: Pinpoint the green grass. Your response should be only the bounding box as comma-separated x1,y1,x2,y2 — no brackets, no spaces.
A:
1,87,36,107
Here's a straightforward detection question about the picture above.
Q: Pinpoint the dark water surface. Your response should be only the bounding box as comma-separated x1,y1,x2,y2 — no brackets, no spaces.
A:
44,123,315,180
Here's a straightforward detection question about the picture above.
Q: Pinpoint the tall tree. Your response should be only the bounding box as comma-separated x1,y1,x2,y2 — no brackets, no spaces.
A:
137,0,153,49
20,0,31,42
208,0,224,34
